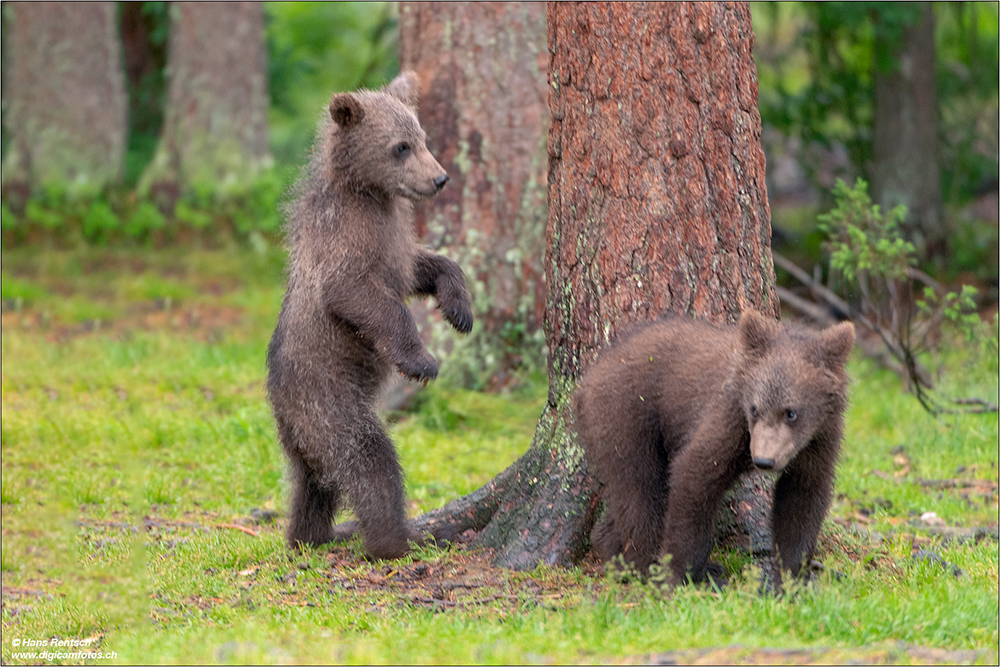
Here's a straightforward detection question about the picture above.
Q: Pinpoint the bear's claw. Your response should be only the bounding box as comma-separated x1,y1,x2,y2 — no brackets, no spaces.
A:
397,350,439,383
444,305,474,334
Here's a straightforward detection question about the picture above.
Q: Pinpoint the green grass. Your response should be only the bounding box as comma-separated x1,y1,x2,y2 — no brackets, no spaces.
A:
2,247,997,665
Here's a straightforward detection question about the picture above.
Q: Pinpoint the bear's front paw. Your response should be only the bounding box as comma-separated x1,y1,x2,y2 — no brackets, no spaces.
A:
397,349,439,383
442,300,473,334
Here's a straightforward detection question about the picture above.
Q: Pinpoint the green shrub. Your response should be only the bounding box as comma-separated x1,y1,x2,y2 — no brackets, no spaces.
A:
174,200,213,231
25,199,64,231
3,168,291,248
818,178,914,284
265,2,399,164
82,201,120,242
819,178,989,413
124,202,167,239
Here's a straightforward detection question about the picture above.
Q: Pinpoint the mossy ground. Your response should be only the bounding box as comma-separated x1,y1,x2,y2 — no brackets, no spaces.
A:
2,247,997,665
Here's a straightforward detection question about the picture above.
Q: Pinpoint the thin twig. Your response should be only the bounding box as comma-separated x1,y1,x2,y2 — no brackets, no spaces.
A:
217,523,259,537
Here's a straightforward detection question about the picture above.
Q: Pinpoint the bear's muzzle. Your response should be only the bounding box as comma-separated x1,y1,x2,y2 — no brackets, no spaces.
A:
749,421,797,472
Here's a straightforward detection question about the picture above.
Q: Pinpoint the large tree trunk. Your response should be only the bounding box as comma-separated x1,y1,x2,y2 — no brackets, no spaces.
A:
1,2,127,198
397,2,549,390
412,1,780,571
871,2,944,262
139,2,271,203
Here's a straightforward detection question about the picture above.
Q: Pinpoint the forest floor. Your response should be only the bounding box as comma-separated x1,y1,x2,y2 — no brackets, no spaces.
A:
2,246,998,665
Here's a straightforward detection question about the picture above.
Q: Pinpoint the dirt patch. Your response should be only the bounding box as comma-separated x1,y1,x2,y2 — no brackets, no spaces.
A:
77,510,610,616
325,547,605,614
2,303,244,344
634,643,989,665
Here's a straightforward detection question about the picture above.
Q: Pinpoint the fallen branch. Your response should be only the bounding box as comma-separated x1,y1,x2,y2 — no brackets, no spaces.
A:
772,252,851,319
217,523,259,537
773,252,937,396
951,397,999,413
411,593,518,610
412,595,457,608
917,477,998,491
775,285,913,382
908,266,946,295
774,286,836,327
775,252,1000,415
842,521,999,546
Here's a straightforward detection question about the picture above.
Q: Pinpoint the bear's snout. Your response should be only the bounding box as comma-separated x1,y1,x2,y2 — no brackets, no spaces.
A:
749,421,796,472
753,457,775,470
433,174,449,191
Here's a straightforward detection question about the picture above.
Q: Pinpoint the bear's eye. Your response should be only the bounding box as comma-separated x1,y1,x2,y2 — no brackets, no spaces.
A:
749,405,758,419
785,409,797,423
393,142,411,159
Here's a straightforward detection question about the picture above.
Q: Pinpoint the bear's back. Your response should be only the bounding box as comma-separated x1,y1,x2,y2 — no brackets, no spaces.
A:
576,317,738,462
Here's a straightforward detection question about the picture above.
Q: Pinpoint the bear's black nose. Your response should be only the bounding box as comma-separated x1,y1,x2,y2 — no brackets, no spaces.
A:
753,457,775,470
433,174,449,190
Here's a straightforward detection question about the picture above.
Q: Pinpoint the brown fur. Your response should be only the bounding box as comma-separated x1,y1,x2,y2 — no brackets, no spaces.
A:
266,72,473,558
575,311,854,584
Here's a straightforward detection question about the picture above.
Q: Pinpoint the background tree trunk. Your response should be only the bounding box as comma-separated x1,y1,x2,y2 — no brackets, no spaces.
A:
871,2,944,262
139,2,271,203
413,1,780,571
1,2,127,198
397,2,549,390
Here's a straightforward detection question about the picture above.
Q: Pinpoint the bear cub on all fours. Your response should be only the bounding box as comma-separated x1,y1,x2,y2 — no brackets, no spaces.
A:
575,310,855,585
266,72,473,559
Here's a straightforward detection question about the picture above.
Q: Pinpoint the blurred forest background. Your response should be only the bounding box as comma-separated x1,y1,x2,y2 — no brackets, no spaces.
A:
1,8,997,660
1,1,997,387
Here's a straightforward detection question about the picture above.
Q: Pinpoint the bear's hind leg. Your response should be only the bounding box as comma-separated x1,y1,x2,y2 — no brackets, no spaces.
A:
341,415,411,560
591,515,623,562
598,435,671,575
286,450,341,548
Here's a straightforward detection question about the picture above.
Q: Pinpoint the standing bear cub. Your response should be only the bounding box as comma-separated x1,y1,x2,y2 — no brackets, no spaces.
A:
576,311,854,584
266,72,473,559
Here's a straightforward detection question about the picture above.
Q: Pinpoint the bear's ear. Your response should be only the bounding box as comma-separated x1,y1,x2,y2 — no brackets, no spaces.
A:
384,71,420,111
738,310,777,358
815,321,855,371
330,93,365,129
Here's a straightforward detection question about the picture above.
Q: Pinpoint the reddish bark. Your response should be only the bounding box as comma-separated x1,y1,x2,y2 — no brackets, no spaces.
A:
546,1,778,372
411,2,781,572
397,3,549,388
